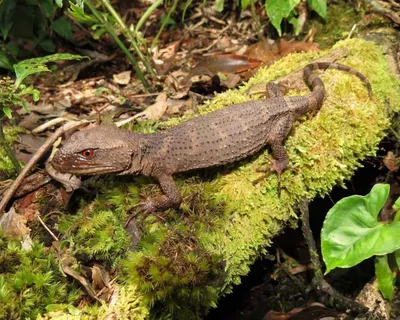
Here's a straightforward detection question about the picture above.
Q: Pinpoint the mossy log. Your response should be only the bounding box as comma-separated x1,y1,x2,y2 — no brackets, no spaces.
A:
35,39,399,319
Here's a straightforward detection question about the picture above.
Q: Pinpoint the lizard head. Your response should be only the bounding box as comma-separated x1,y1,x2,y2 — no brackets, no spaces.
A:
51,125,142,175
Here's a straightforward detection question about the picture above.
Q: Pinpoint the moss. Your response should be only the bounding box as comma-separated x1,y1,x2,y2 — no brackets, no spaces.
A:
57,177,136,266
127,39,398,317
0,126,24,177
41,38,400,318
0,228,81,319
308,0,392,49
37,284,149,320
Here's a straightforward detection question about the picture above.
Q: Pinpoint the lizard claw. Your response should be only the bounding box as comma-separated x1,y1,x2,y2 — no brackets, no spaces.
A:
253,160,298,197
124,201,165,228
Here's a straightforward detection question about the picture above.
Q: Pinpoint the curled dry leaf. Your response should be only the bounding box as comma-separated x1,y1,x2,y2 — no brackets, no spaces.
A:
0,207,30,236
116,92,168,126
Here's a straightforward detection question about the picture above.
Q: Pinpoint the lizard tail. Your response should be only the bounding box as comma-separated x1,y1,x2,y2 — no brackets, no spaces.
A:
301,62,373,113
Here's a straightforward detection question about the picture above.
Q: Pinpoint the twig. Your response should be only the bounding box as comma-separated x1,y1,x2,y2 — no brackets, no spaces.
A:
36,215,59,241
32,117,69,134
0,120,88,217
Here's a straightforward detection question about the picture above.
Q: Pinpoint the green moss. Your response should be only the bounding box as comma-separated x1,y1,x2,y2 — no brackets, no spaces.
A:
308,0,392,49
0,228,81,319
0,126,23,177
38,284,149,320
128,39,398,317
57,177,135,266
39,39,399,318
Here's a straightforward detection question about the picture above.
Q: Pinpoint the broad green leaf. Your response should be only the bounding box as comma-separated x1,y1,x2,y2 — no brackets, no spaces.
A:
53,17,74,42
3,107,12,119
0,0,16,40
13,53,87,88
265,0,301,36
375,255,396,300
215,0,224,12
322,184,400,273
308,0,326,19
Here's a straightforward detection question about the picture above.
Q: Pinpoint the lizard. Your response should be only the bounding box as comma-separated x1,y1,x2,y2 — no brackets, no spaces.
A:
50,62,373,220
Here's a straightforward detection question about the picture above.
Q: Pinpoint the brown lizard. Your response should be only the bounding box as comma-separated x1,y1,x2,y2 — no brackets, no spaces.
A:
50,62,372,219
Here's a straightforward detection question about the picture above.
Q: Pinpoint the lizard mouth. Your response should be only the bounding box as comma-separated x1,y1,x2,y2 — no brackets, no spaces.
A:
51,156,124,175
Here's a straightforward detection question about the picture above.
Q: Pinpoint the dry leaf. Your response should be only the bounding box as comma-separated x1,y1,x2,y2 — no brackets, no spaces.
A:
113,71,131,85
383,151,400,172
133,92,168,121
0,207,30,236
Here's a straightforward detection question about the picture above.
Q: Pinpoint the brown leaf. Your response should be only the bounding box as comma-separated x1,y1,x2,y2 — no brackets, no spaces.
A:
113,71,131,85
59,254,102,302
91,263,111,290
383,151,400,172
245,40,280,63
0,207,30,236
278,39,320,57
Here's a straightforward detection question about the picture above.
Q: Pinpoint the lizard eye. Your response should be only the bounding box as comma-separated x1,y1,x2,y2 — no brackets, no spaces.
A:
80,149,96,159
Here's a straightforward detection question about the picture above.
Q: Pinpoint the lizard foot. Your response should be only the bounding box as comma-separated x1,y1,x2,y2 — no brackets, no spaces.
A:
124,201,165,228
253,160,297,196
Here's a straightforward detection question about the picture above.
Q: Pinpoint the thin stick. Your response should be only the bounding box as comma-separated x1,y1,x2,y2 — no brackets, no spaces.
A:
0,120,88,217
36,215,59,241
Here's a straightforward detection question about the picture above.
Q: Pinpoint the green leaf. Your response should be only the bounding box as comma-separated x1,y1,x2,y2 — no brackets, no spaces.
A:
182,0,193,21
375,255,396,300
265,0,301,36
215,0,224,12
3,107,12,119
21,100,30,112
308,0,327,19
68,3,98,24
0,0,17,40
13,53,87,88
241,0,250,10
288,14,301,35
55,0,64,8
395,249,400,269
0,51,13,71
393,196,400,211
321,184,400,273
38,38,56,52
53,17,74,42
41,0,57,18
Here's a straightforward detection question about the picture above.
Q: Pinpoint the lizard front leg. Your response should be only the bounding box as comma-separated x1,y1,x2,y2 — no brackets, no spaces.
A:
253,116,295,193
126,172,182,225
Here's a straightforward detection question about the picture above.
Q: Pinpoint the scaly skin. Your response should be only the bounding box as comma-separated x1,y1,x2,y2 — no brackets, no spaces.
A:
51,62,372,218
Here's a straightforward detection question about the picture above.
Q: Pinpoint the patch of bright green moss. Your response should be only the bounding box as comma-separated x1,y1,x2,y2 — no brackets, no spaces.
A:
128,38,398,317
48,39,399,318
0,126,23,177
0,228,81,319
38,284,149,320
